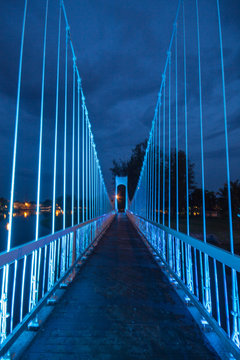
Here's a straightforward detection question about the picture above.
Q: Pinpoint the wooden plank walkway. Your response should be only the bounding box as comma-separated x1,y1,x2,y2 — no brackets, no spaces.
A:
21,214,219,359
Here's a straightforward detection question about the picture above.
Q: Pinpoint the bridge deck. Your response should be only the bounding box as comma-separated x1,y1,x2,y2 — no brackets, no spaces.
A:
21,214,219,360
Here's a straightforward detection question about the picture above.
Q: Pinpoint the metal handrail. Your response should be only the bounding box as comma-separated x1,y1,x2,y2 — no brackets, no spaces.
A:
127,211,240,272
0,214,111,268
127,210,240,356
0,212,115,351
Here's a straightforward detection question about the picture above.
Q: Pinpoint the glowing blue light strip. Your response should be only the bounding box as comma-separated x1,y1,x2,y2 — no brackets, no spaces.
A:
154,115,158,221
183,0,193,293
7,0,28,253
2,0,28,344
72,59,76,227
82,94,85,223
216,1,234,253
63,26,69,230
52,3,62,234
77,79,81,224
175,24,179,233
195,0,206,243
216,0,240,347
196,0,212,315
158,97,161,224
35,0,49,241
183,0,189,236
162,76,166,226
168,51,171,228
85,110,88,221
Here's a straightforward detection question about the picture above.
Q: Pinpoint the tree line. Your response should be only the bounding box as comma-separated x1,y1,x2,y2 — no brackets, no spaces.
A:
110,141,240,218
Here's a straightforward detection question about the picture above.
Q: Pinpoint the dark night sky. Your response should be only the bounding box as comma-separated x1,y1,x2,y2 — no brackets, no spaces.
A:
0,0,239,201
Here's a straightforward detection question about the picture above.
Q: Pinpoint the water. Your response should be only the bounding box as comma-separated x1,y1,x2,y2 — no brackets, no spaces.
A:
0,214,52,253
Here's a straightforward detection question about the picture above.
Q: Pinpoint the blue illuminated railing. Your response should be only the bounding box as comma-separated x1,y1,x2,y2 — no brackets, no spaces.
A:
1,0,113,351
130,0,240,356
127,211,240,356
0,212,114,354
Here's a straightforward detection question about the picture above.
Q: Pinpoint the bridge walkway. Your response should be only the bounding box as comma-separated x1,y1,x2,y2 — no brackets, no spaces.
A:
21,214,219,359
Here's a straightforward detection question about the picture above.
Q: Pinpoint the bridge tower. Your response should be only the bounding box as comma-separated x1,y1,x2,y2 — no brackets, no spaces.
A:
115,176,128,212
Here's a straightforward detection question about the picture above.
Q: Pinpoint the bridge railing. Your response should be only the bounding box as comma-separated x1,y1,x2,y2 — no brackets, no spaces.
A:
0,212,115,352
127,211,240,356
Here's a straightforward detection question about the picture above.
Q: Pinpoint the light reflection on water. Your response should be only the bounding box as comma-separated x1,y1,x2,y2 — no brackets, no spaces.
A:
0,213,52,253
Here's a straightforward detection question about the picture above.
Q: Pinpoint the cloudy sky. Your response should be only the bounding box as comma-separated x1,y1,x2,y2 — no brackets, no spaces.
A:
0,0,239,201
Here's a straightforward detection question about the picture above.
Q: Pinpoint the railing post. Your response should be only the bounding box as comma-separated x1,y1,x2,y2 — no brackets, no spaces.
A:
231,269,240,347
72,230,77,265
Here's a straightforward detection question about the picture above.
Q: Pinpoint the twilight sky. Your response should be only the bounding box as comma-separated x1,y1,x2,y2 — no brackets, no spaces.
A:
0,0,239,201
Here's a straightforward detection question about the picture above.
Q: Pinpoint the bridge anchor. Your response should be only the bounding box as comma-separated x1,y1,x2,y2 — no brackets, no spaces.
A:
28,317,40,331
200,317,212,332
47,295,57,305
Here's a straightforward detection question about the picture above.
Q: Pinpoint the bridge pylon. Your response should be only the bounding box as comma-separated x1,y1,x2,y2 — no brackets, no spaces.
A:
115,176,128,212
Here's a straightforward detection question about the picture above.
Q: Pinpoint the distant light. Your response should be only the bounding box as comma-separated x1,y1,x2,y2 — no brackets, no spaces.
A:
56,210,60,217
115,195,118,200
24,212,28,218
6,223,10,231
4,214,6,219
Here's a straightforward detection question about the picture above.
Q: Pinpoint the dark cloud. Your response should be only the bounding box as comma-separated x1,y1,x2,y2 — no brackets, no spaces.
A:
0,0,239,199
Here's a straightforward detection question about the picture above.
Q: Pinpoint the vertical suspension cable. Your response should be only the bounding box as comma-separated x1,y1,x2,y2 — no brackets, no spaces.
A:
94,145,96,216
151,139,153,221
154,114,157,222
216,0,240,346
7,0,28,253
82,94,85,223
168,53,171,228
63,25,69,230
151,128,154,221
88,125,90,219
90,133,93,220
48,0,61,295
30,0,49,315
146,150,148,219
1,0,28,344
85,111,88,221
183,0,193,293
196,0,206,243
162,76,166,226
92,138,94,219
72,58,76,227
168,51,173,269
196,0,211,314
35,0,49,241
88,126,91,220
183,0,189,237
158,96,161,224
77,78,81,224
52,3,61,234
216,1,234,253
175,23,179,233
175,20,181,279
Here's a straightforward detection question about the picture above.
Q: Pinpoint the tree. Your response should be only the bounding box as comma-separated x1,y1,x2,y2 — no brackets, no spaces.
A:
217,180,240,218
170,150,195,215
110,140,147,200
189,189,217,215
110,141,196,208
0,197,8,212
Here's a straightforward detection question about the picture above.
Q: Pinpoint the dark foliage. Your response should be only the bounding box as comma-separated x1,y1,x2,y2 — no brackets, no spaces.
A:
217,180,240,218
110,140,147,200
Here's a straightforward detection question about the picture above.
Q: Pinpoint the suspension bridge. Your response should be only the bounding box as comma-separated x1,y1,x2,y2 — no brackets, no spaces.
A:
0,0,239,359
